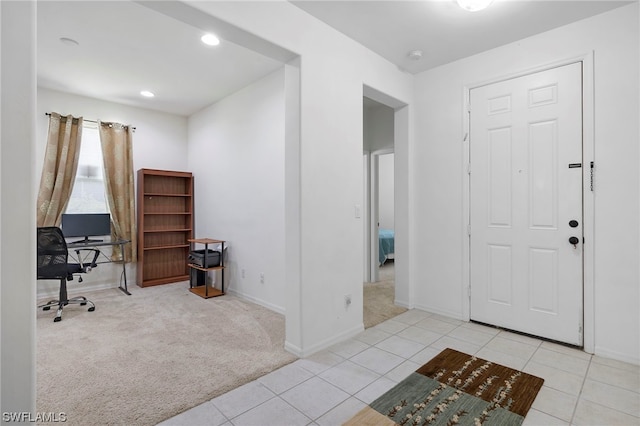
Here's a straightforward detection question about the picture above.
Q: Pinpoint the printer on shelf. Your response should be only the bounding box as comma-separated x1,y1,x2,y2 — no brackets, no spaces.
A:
188,249,221,268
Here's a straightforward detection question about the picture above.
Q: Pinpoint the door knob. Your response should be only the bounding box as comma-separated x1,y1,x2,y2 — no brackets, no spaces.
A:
569,236,580,248
569,220,579,228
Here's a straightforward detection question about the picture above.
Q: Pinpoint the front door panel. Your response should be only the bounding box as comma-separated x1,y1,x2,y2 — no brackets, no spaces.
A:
470,62,583,346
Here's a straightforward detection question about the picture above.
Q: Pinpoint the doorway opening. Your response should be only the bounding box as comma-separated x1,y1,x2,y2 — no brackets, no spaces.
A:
362,96,406,328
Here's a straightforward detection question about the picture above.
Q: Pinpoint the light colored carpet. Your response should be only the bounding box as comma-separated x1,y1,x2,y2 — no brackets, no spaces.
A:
363,262,407,329
36,282,297,426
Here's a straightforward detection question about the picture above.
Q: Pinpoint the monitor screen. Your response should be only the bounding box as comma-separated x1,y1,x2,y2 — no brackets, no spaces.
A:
61,213,111,242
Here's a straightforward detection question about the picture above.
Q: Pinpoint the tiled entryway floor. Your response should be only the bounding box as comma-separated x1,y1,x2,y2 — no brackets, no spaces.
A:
159,309,640,426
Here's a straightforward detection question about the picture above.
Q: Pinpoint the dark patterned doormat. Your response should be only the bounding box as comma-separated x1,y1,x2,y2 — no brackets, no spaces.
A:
344,348,544,426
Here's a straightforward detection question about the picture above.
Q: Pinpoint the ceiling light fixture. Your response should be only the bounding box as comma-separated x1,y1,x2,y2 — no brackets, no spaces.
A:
201,33,220,46
456,0,494,12
140,90,155,98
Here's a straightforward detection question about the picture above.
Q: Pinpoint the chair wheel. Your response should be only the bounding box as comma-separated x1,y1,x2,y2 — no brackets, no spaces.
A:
54,317,61,322
88,306,95,312
80,302,87,306
43,307,51,311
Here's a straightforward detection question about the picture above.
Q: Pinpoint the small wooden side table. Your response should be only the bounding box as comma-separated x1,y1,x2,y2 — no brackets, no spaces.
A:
187,238,225,298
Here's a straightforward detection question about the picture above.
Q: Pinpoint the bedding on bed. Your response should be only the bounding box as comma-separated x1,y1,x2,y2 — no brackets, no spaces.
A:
379,228,394,265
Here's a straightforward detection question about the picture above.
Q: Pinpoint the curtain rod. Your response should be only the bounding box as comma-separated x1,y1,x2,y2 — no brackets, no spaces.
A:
45,112,136,131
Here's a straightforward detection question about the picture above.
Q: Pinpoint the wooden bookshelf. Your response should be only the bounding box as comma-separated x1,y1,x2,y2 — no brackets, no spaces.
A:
137,169,193,287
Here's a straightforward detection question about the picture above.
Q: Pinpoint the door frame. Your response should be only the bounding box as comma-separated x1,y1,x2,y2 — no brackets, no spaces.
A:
461,53,595,353
368,148,395,283
363,84,411,310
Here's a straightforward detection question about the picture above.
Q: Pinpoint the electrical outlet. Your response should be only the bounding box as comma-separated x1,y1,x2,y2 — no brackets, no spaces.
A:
260,272,265,284
344,294,352,308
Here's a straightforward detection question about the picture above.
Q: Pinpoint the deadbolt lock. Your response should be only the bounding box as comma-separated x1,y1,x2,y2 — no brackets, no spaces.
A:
569,236,580,248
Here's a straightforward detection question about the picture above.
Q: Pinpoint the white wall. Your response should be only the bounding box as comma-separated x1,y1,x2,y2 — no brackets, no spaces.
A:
36,88,188,296
188,1,414,356
37,88,188,176
378,153,394,231
1,0,37,413
364,103,394,152
363,104,395,228
188,69,286,313
413,4,639,364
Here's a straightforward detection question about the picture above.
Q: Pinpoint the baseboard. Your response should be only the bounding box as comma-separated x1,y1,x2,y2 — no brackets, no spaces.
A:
594,346,640,366
284,341,303,358
230,291,363,359
37,263,135,300
394,298,412,309
412,302,465,321
37,281,119,300
289,322,364,358
226,288,285,315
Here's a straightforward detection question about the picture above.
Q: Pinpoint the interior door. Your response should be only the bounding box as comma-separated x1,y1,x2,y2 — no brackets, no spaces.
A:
469,62,583,346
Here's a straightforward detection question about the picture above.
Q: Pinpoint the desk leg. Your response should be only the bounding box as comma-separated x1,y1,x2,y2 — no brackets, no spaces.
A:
118,242,131,295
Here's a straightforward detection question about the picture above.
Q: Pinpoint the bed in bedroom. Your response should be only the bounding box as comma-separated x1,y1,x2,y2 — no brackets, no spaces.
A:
378,228,395,265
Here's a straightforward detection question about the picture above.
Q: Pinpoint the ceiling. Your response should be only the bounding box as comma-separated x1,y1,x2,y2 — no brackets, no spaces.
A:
37,1,287,117
37,1,633,117
292,0,632,74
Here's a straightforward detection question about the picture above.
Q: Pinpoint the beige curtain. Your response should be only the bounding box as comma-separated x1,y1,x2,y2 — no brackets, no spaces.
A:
36,113,83,227
99,121,137,262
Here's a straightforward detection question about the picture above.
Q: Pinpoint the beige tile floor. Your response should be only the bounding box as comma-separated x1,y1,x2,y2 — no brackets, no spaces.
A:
159,309,640,426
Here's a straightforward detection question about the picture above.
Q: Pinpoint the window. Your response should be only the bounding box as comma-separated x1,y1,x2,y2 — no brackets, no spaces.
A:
65,124,109,213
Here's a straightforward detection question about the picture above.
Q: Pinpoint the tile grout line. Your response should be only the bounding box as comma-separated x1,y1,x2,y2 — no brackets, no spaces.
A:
213,389,278,425
521,336,544,370
568,355,593,425
298,355,380,422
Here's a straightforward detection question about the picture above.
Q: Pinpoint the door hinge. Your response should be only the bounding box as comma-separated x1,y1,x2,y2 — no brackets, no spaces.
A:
467,224,471,236
466,103,471,113
590,161,595,191
467,163,471,175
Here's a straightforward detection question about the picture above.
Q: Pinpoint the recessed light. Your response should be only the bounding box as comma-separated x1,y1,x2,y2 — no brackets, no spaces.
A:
59,37,79,46
140,91,155,98
456,0,494,12
408,50,423,61
201,33,220,46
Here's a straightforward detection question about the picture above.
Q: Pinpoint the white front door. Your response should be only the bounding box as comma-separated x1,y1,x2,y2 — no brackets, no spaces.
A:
469,62,584,346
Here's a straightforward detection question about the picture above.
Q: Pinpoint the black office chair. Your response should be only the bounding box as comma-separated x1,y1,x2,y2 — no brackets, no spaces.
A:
37,226,99,322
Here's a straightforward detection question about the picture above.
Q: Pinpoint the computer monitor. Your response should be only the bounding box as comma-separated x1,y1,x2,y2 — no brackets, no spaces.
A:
61,213,111,243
